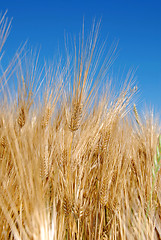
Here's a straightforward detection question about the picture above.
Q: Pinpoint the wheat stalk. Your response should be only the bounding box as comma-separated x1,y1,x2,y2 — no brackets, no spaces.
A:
146,134,161,216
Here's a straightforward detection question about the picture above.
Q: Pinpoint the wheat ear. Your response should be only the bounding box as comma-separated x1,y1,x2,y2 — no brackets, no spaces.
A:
133,104,140,126
17,106,26,128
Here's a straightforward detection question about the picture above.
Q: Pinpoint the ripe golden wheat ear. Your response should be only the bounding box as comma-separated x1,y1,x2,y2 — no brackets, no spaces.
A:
41,106,51,129
17,106,26,128
1,135,7,149
68,101,82,132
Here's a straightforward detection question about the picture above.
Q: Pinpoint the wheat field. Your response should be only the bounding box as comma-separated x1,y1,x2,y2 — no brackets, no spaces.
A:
0,12,161,240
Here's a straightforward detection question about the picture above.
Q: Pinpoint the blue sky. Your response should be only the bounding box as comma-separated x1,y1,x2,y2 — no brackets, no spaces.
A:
0,0,161,118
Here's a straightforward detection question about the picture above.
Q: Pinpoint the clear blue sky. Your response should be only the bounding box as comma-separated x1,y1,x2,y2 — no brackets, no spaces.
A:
0,0,161,117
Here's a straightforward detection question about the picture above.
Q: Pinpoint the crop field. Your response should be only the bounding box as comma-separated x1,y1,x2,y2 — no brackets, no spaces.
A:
0,12,161,240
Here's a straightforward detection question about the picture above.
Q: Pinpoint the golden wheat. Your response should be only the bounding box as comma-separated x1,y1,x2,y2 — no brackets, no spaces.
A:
0,12,161,240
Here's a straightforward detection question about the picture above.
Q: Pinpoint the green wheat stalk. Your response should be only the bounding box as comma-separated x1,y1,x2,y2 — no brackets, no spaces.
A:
146,134,161,216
